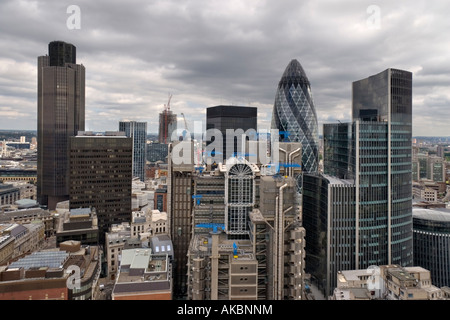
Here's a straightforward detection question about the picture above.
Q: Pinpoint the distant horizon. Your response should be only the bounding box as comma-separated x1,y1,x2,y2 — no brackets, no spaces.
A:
0,129,449,140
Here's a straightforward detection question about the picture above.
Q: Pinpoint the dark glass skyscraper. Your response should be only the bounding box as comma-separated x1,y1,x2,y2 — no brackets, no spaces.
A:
352,68,413,268
37,41,85,210
206,105,257,163
271,59,319,173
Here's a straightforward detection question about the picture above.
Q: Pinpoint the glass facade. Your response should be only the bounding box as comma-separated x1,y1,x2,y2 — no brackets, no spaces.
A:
307,68,414,295
323,122,355,179
271,59,319,173
37,41,85,210
353,68,413,268
147,142,169,163
302,173,356,296
225,162,255,238
413,154,446,182
356,121,390,267
48,40,76,67
302,174,329,293
206,105,257,162
119,121,147,182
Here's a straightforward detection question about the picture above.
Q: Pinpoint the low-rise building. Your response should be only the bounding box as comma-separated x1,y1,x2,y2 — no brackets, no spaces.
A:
333,265,446,300
0,222,45,259
0,183,20,206
413,185,438,202
0,243,100,300
105,223,131,281
0,208,56,237
55,208,99,247
150,210,168,236
0,235,14,265
112,248,172,300
105,210,170,282
59,241,101,300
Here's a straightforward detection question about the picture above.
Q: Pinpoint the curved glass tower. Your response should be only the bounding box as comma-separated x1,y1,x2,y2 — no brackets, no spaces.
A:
271,59,319,173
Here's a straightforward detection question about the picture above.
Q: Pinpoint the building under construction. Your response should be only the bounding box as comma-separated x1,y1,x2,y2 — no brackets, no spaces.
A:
158,95,177,144
186,143,306,300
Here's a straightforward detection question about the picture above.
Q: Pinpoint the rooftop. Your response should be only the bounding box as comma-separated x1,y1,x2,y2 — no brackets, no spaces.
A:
9,251,69,269
75,131,128,138
280,59,310,86
70,208,92,216
113,248,171,294
323,174,354,186
413,207,450,223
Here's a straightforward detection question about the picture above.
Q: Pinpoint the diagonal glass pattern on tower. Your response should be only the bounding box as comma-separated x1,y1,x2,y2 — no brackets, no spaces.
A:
271,59,319,173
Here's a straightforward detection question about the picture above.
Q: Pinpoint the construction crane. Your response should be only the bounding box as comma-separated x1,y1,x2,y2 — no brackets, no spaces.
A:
164,93,172,111
181,112,188,131
181,112,189,140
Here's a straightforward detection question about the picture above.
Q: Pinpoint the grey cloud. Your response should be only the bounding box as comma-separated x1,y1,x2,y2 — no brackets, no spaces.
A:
0,0,449,136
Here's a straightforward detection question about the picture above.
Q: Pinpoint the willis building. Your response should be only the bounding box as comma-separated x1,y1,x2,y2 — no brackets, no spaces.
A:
303,68,414,296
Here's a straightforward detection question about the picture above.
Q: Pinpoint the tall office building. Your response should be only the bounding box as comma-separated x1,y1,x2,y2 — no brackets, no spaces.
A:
119,121,147,182
206,105,257,163
302,171,356,297
412,153,446,182
37,41,85,209
167,141,194,299
271,59,319,173
303,68,413,297
352,68,413,268
69,131,133,244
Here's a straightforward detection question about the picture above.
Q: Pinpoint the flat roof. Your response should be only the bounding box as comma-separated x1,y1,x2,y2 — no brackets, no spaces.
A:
388,269,416,281
120,248,152,269
339,269,369,281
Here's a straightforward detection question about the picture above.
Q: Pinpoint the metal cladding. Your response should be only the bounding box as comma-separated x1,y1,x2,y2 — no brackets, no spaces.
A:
271,59,319,173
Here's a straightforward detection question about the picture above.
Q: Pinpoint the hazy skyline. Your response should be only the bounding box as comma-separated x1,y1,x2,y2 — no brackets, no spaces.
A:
0,0,449,136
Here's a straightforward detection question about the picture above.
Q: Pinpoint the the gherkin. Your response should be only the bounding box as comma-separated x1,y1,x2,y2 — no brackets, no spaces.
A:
271,59,319,173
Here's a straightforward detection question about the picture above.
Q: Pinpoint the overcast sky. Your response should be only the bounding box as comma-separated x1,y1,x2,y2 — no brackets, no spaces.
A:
0,0,449,136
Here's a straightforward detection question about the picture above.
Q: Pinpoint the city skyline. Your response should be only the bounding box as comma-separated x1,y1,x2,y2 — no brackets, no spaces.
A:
0,1,450,137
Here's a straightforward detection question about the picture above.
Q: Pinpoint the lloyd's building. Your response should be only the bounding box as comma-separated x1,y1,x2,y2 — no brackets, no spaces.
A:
302,68,414,297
